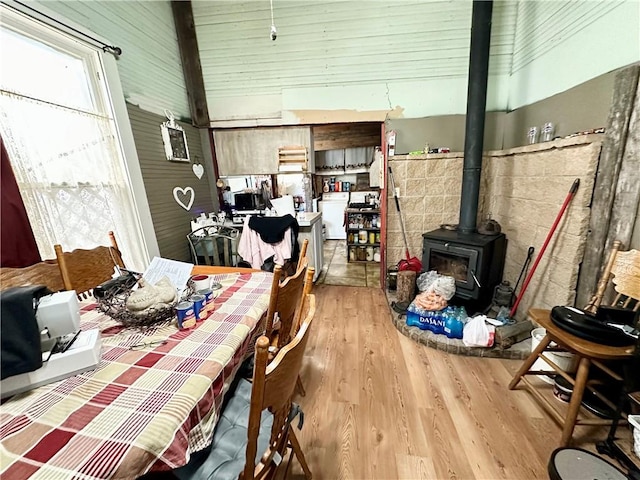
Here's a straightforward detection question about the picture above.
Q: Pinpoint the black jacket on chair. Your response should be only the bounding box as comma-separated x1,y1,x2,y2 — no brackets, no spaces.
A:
248,214,300,271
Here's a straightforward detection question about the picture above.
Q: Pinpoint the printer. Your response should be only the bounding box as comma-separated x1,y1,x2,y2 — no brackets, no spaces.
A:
1,290,101,399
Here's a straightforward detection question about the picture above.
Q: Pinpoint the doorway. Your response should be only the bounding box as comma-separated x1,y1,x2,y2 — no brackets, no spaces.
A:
318,240,380,287
310,122,385,288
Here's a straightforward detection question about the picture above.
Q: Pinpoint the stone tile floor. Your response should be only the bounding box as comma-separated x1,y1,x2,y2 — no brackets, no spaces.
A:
317,240,381,287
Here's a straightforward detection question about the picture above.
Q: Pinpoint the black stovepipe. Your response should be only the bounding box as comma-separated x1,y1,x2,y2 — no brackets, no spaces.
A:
459,0,493,234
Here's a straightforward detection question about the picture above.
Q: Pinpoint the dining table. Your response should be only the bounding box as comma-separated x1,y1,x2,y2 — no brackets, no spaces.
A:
0,266,272,479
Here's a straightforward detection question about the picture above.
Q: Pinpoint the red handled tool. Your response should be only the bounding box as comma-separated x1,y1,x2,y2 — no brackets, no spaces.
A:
388,166,422,272
509,178,580,317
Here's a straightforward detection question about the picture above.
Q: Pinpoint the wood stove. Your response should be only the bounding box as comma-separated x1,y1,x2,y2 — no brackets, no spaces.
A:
422,229,506,310
419,1,504,311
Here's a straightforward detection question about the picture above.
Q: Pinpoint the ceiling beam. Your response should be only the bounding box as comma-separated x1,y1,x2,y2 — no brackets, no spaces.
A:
171,1,210,128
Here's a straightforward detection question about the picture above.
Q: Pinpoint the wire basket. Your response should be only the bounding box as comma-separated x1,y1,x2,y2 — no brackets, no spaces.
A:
96,274,195,329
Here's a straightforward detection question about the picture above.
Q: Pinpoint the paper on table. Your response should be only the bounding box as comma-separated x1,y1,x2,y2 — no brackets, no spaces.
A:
143,257,193,295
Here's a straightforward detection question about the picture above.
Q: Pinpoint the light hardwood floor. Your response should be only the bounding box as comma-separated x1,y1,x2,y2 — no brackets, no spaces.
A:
287,285,611,479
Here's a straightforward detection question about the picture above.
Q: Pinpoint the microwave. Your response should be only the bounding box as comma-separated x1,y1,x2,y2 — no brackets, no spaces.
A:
234,193,265,211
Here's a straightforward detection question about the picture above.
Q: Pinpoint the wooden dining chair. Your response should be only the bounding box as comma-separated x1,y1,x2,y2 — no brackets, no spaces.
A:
297,238,309,271
188,225,240,267
175,294,316,480
265,261,315,398
584,240,640,314
0,261,65,293
54,231,125,299
509,241,640,446
265,259,314,350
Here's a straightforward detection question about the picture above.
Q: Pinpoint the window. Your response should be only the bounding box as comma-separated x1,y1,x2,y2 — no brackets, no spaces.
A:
0,7,147,270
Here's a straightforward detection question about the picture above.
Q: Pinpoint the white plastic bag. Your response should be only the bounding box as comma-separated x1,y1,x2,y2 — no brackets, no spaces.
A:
416,271,456,300
462,315,495,347
417,271,440,292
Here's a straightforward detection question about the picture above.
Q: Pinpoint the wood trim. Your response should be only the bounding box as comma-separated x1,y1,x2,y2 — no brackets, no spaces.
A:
380,122,387,288
312,123,381,151
576,65,640,307
171,1,210,127
605,70,640,257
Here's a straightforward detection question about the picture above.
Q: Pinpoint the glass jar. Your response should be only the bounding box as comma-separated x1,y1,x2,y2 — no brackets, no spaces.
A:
541,122,555,142
359,230,367,243
369,232,376,244
349,247,355,262
366,246,374,261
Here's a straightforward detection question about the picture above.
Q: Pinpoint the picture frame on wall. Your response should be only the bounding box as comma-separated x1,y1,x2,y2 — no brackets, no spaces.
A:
160,111,190,162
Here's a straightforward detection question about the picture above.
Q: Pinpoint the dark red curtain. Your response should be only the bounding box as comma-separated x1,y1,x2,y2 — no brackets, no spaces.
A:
1,136,41,267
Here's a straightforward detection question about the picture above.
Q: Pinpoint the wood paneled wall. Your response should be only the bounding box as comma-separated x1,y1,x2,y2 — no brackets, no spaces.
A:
313,123,381,151
127,104,215,262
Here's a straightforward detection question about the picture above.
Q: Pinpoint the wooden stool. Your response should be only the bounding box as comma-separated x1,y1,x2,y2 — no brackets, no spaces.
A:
508,309,635,446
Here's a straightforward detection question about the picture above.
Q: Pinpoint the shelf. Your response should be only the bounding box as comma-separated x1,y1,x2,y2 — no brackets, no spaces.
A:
347,227,380,231
629,392,640,406
348,243,380,247
347,260,380,263
315,167,371,176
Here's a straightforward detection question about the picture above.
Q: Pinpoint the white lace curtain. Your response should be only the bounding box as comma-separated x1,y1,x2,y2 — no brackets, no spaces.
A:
0,17,147,271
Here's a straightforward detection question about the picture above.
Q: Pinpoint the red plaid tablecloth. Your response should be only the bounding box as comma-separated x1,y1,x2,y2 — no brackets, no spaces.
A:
0,271,273,479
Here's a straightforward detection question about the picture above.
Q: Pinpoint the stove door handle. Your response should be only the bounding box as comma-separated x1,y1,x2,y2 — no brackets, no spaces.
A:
470,269,481,288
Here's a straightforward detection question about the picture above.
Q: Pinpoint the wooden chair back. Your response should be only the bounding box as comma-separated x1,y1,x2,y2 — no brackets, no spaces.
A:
297,238,309,271
54,231,125,299
245,294,316,480
585,240,640,313
293,266,315,335
266,261,314,349
0,261,65,293
187,225,239,267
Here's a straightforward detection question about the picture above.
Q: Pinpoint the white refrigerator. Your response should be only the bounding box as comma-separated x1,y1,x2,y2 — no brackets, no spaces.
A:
318,192,348,240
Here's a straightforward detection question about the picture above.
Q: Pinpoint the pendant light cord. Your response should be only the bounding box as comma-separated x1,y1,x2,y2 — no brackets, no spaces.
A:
270,0,275,27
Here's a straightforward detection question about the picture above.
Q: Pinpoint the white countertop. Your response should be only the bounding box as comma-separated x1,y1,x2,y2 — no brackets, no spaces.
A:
221,212,322,229
297,212,322,227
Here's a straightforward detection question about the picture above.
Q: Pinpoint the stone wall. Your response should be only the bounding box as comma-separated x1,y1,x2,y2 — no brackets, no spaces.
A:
387,153,464,267
387,135,603,319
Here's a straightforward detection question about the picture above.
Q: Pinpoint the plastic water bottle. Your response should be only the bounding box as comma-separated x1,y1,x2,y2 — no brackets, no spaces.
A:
442,307,459,339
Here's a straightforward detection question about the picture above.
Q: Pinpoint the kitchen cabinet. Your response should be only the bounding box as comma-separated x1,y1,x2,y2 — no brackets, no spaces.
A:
214,127,313,176
314,147,374,175
297,212,323,282
346,208,381,263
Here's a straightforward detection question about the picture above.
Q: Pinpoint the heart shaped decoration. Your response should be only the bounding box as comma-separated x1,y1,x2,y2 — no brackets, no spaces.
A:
192,163,204,179
173,186,195,211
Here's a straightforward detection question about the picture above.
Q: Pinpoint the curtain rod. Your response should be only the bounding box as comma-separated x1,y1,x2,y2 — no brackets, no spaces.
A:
13,0,122,56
